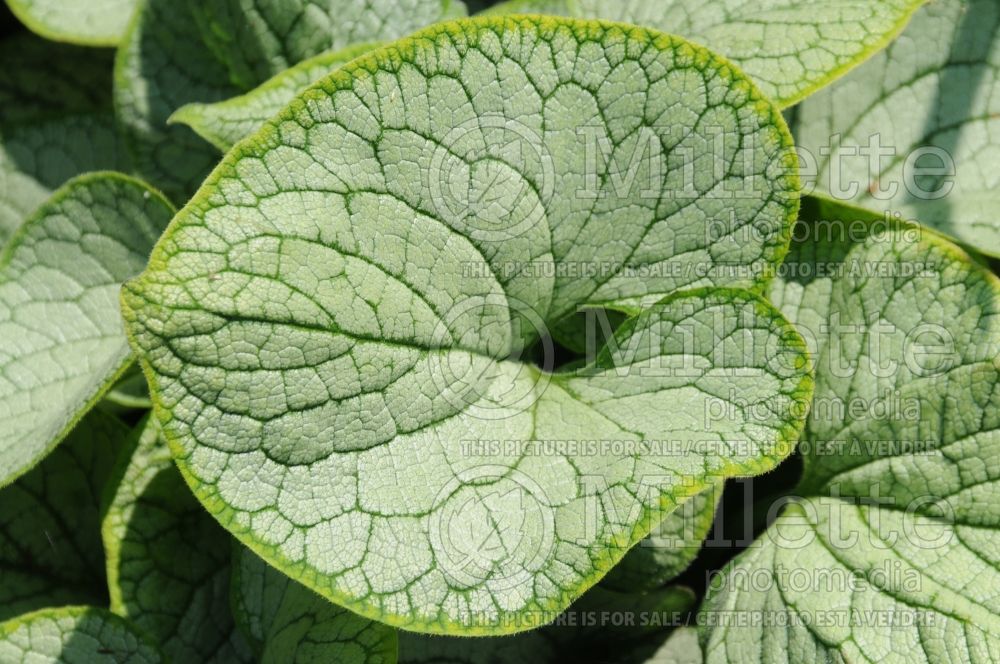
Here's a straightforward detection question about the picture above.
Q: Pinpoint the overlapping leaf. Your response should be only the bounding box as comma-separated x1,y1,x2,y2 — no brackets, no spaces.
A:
124,16,809,634
643,627,702,664
602,481,722,593
103,417,254,663
0,173,173,486
796,0,1000,256
484,0,927,108
0,35,114,124
4,0,138,46
700,198,1000,662
0,35,126,244
103,369,153,411
0,118,128,245
0,606,164,663
115,0,466,200
232,546,398,663
398,585,695,663
398,631,551,664
191,0,466,90
0,410,126,622
172,43,379,152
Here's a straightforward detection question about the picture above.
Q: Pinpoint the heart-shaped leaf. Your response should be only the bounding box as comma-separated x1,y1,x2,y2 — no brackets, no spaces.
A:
115,0,467,201
483,0,927,108
103,417,254,663
4,0,138,46
0,173,173,486
123,16,809,634
796,0,1000,256
700,198,1000,661
0,606,164,663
